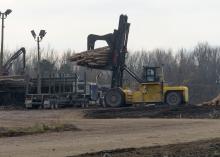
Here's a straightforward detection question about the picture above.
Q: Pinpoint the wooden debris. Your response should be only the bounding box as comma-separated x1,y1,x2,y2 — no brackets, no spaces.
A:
200,94,220,106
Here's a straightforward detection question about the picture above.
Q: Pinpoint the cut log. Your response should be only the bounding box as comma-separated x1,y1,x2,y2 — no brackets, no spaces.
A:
69,46,111,68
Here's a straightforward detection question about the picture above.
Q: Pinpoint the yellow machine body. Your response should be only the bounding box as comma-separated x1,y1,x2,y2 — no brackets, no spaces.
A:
123,83,189,105
104,66,189,107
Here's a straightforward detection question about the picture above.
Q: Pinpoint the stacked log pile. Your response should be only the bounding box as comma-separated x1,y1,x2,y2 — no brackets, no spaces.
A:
0,75,26,87
0,75,25,80
69,46,111,68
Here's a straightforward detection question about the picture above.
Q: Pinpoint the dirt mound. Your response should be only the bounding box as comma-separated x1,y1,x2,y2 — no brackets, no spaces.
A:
85,105,220,119
0,123,80,138
69,138,220,157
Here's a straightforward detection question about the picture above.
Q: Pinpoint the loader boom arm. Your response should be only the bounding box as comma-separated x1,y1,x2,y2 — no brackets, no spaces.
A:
2,47,26,75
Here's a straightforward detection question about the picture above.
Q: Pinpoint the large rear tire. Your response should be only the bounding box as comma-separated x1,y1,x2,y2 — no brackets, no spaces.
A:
104,88,125,107
165,91,182,106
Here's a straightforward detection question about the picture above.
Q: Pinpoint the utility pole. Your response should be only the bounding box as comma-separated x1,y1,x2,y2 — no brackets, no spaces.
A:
37,36,41,94
0,9,12,73
1,15,4,70
31,30,46,94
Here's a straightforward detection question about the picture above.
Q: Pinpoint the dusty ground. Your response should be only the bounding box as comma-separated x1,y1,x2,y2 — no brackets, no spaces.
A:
71,138,220,157
0,109,220,157
85,105,220,119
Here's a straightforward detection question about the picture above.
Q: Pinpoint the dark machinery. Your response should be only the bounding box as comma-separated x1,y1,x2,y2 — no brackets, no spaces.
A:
0,47,26,105
87,15,189,107
1,47,26,75
87,15,130,88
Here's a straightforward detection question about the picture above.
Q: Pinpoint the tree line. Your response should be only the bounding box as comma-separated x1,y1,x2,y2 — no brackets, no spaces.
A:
5,42,220,104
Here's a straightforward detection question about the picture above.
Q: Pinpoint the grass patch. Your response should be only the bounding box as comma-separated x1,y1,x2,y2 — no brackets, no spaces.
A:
0,123,80,138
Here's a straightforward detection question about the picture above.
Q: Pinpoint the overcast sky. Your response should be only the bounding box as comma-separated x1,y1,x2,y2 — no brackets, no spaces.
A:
1,0,220,54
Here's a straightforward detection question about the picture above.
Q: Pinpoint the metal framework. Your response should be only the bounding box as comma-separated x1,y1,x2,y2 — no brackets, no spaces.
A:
2,47,26,75
87,15,131,88
87,15,146,88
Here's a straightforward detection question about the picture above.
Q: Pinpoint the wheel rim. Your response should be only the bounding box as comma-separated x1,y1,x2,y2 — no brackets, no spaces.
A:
105,89,123,107
166,92,181,106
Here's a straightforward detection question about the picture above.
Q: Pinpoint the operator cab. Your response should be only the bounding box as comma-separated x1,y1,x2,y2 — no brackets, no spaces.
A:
143,67,162,83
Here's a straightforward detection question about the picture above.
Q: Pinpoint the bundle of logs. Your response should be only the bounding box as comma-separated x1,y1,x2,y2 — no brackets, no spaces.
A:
69,46,111,68
0,75,26,87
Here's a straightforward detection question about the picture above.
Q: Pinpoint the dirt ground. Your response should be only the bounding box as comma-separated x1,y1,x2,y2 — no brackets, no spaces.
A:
71,138,220,157
0,109,220,157
85,105,220,119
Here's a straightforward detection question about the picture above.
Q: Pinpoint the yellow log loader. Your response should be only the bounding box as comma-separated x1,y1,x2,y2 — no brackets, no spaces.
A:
86,14,189,107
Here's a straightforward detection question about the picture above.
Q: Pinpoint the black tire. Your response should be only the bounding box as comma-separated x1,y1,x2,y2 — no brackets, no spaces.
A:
104,88,125,107
165,91,182,106
38,105,43,109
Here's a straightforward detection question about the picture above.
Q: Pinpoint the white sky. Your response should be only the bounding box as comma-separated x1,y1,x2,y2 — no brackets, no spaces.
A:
1,0,220,54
